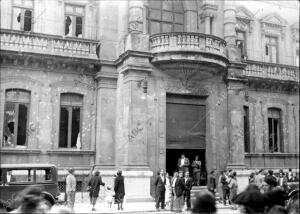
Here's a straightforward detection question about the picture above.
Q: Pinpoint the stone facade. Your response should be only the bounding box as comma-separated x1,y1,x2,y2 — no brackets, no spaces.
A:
0,0,299,198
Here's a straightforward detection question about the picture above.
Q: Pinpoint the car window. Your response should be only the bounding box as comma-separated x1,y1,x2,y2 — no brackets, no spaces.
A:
36,169,53,182
7,169,33,183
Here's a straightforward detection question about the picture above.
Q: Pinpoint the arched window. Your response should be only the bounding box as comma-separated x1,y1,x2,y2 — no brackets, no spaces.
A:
59,93,83,148
268,108,283,152
3,89,31,147
147,0,184,35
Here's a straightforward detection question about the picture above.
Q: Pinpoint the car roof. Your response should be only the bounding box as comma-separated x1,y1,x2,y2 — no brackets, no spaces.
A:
0,164,57,169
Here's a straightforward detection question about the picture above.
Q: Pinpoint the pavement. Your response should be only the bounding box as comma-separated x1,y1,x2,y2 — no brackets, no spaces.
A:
54,201,240,214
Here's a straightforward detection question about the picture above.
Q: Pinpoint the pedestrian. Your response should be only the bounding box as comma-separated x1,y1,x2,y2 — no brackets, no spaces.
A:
228,171,238,210
105,185,114,209
183,171,193,211
170,171,178,211
207,170,216,195
264,169,278,192
177,153,190,173
87,170,105,211
220,170,230,205
66,168,76,212
9,185,53,214
114,170,125,210
287,168,293,182
248,172,255,184
278,171,288,190
173,170,185,212
191,155,201,186
164,172,171,209
154,169,166,211
254,169,265,193
192,191,216,214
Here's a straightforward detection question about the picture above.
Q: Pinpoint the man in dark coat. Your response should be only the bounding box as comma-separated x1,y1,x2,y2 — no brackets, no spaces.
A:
220,170,230,205
184,171,193,211
207,170,217,195
173,171,186,212
154,169,166,211
88,170,105,211
114,170,125,210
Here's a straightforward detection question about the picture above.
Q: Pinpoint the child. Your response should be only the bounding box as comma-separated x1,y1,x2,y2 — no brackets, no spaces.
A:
105,185,114,209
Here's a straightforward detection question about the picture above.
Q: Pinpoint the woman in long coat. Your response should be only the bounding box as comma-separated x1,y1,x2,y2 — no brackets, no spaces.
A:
88,170,105,211
114,170,125,210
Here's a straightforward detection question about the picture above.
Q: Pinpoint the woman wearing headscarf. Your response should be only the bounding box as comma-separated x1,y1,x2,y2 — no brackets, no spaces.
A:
114,170,125,210
87,170,105,211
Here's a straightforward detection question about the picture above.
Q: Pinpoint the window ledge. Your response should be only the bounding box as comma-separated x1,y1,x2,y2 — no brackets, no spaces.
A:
0,148,41,154
46,149,95,155
245,153,299,157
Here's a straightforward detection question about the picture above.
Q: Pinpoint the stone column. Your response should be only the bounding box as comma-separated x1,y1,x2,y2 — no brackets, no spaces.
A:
128,0,144,34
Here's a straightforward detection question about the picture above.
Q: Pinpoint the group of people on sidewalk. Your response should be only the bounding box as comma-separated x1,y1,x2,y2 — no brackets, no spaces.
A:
65,167,125,212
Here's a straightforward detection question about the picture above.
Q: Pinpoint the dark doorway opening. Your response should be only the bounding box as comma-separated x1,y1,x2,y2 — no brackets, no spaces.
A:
166,149,207,185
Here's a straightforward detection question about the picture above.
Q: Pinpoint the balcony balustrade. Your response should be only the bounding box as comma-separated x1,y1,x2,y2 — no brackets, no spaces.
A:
0,29,99,60
244,60,299,82
150,32,227,58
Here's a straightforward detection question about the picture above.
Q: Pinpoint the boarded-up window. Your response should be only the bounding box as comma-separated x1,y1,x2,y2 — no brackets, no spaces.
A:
244,106,250,152
65,4,84,38
3,89,30,147
12,0,33,31
236,31,247,58
147,0,184,35
59,93,83,148
268,108,283,152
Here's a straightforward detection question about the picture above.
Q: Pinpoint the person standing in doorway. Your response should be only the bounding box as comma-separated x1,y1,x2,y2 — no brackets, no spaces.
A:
66,168,76,212
191,155,201,186
88,170,105,211
174,171,186,212
154,169,166,211
184,171,193,211
170,171,178,211
177,153,190,173
114,170,125,210
207,170,217,195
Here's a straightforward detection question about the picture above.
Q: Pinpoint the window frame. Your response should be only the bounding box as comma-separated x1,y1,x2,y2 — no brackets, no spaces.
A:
64,4,85,38
265,35,279,64
11,0,34,31
147,1,184,35
267,108,283,153
3,89,31,148
236,30,247,59
58,93,83,149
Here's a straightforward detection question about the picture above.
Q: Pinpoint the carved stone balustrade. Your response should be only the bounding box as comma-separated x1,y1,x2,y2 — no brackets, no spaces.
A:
244,60,299,82
149,32,228,79
0,29,99,60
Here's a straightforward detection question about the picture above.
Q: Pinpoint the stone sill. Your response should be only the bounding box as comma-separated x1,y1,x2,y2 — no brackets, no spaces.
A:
0,148,41,154
46,149,95,155
245,153,299,157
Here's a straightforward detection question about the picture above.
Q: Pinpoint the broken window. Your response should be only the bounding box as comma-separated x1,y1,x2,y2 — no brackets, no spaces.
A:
268,108,283,152
265,36,278,63
12,0,33,31
65,5,84,38
3,89,30,147
59,93,83,148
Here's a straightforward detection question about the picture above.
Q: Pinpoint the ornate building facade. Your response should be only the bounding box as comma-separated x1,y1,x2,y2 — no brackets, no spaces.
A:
0,0,299,199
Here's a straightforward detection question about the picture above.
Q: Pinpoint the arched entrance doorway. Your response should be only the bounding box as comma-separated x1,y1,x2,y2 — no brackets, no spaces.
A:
166,94,207,185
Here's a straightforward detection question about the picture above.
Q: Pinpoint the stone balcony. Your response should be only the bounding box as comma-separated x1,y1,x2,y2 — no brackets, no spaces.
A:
0,29,99,60
149,32,228,80
243,60,299,82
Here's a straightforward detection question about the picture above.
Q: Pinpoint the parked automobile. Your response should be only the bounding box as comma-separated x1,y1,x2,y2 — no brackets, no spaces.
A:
0,164,60,211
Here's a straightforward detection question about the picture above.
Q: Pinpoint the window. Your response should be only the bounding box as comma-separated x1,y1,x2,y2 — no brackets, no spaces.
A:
265,36,278,63
65,4,84,38
36,169,52,182
59,93,83,148
295,47,299,66
12,0,33,31
147,0,184,35
236,31,247,59
268,108,283,152
243,106,250,153
6,169,33,183
3,89,30,147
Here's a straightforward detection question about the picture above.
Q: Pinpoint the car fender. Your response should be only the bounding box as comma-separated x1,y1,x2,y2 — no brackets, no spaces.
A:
41,191,55,206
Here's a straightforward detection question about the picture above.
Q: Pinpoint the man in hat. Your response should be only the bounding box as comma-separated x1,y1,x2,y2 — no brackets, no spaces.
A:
66,168,76,212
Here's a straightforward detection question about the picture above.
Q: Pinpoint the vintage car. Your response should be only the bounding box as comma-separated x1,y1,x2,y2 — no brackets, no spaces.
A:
0,164,60,210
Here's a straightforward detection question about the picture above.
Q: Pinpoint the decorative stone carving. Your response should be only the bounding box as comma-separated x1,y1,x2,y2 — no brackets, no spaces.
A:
235,5,254,33
164,79,210,96
260,13,288,40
